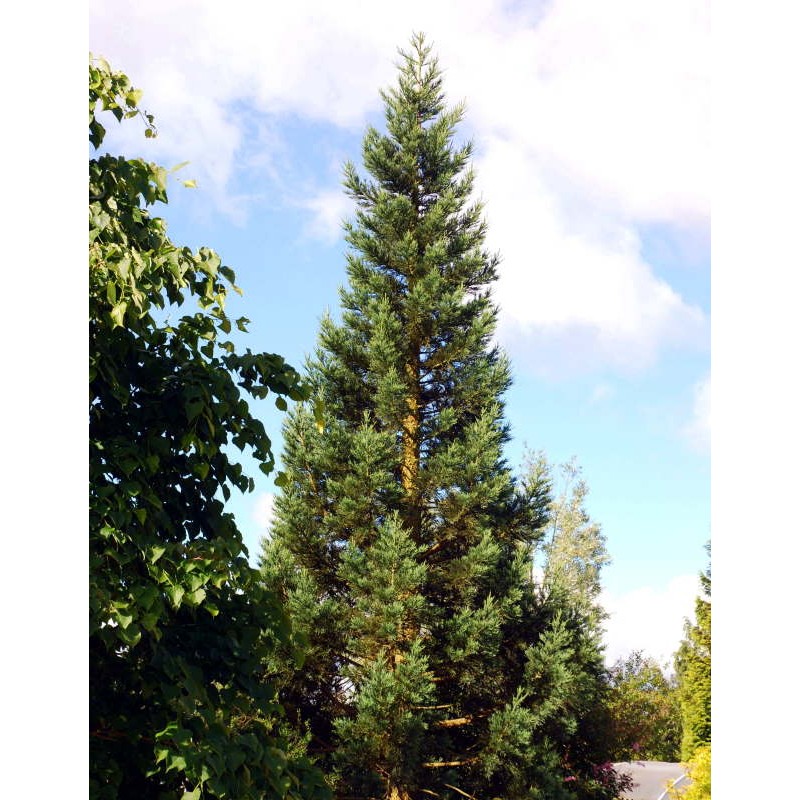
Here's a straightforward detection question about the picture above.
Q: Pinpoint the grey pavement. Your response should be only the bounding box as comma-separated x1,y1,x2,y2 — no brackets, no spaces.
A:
613,761,689,800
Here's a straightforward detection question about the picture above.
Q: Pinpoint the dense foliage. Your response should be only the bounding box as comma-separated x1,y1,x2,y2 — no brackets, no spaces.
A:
260,35,621,800
525,455,630,796
89,57,328,800
605,651,681,762
674,546,711,761
668,743,710,800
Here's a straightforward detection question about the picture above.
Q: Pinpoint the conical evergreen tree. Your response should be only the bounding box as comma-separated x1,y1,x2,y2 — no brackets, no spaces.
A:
262,35,617,800
674,544,711,760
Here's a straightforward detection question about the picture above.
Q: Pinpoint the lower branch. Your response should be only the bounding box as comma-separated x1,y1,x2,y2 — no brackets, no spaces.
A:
443,783,478,800
434,716,474,728
422,757,479,769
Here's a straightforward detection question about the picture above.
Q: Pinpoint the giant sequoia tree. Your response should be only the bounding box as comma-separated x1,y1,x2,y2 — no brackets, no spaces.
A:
261,36,619,800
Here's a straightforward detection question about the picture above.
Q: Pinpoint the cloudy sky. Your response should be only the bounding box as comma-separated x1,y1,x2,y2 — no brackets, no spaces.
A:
90,0,710,667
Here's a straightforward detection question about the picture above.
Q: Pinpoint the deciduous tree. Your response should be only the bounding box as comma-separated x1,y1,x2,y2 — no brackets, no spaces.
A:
606,651,681,762
532,454,611,625
89,57,328,800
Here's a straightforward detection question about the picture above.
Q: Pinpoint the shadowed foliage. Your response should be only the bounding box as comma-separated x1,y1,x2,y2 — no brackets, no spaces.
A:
89,56,328,800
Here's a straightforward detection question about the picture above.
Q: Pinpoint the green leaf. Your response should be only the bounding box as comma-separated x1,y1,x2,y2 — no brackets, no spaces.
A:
186,397,204,422
117,624,141,647
150,545,166,564
189,587,207,605
116,612,134,629
167,754,187,773
126,88,143,107
182,179,197,189
273,471,288,488
136,584,159,610
154,166,168,192
110,301,128,328
275,396,288,412
117,255,131,281
167,585,185,608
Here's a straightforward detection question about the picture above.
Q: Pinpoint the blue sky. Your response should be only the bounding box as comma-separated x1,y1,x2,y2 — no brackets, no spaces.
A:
89,0,710,666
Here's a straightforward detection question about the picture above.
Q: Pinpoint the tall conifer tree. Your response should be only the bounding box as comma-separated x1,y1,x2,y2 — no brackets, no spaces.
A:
262,35,617,800
674,545,711,760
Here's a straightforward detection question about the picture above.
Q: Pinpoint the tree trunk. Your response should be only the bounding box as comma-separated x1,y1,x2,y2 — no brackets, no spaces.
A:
386,781,413,800
401,351,422,541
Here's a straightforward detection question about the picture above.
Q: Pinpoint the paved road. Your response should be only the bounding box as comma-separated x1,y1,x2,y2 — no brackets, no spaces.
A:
613,761,689,800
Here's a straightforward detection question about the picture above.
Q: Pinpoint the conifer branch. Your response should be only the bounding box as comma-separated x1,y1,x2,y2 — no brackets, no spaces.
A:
443,783,478,800
433,716,474,728
420,540,446,560
422,757,479,768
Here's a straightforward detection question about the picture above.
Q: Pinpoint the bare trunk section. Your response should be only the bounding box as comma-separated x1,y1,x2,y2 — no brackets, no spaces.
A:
401,351,421,541
386,782,413,800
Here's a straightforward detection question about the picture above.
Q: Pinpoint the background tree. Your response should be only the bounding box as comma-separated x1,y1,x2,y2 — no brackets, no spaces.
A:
531,453,611,624
261,36,622,800
89,57,328,800
529,453,684,768
674,544,711,760
605,651,681,762
523,453,629,798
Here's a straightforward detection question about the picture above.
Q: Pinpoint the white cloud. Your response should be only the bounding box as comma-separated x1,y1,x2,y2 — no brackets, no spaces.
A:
300,189,355,245
683,373,711,453
90,0,709,373
89,0,709,224
588,383,615,405
476,137,707,374
600,573,699,668
251,492,276,532
532,1,708,224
